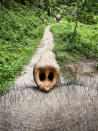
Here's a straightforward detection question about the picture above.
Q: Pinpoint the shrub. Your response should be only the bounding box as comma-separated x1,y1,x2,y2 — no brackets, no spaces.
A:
51,21,98,63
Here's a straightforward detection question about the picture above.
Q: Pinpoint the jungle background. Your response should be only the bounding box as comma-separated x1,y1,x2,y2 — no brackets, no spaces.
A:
0,0,98,94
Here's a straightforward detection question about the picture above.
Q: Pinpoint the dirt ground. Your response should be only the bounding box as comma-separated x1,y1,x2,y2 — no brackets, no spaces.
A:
61,60,98,88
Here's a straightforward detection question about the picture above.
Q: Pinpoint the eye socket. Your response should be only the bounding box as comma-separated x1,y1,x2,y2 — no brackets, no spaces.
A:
48,72,54,81
39,72,45,81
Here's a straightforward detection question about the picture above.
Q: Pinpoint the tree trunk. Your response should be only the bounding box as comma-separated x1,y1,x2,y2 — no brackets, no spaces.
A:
73,5,79,36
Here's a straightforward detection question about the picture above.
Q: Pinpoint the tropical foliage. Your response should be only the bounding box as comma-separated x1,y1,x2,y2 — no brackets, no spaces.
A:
51,21,98,64
0,0,97,93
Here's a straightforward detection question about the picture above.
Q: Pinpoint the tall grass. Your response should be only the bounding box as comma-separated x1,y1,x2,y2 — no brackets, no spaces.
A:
51,20,98,64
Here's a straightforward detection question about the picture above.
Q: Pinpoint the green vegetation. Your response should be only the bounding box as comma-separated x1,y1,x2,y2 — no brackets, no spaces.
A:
1,0,97,24
51,21,98,64
0,2,50,93
0,0,97,93
56,53,75,65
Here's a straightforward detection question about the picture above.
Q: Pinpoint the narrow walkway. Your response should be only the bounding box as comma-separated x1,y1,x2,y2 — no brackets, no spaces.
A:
14,25,56,89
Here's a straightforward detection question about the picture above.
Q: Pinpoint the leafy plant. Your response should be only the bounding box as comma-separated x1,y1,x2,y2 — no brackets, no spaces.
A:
56,53,75,64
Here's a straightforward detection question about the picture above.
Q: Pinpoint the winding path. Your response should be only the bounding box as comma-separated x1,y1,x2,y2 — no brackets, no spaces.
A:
0,26,98,131
15,25,56,89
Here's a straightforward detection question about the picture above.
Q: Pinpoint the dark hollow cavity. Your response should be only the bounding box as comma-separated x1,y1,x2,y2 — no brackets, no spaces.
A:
48,72,54,81
39,72,45,81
